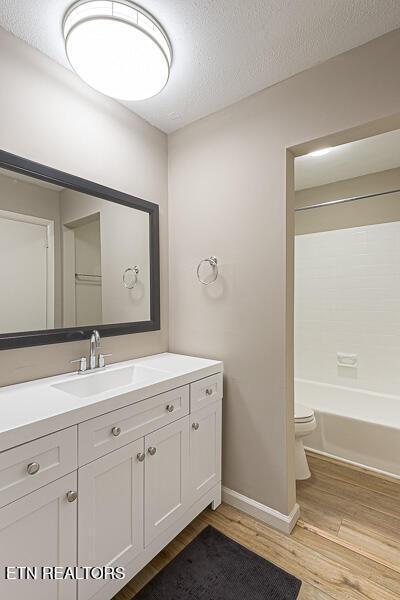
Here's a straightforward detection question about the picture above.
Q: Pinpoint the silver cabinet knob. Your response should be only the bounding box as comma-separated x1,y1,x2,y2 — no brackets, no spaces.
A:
111,426,121,437
205,388,213,396
148,446,157,456
137,452,145,462
166,404,174,413
27,462,40,475
66,490,78,503
192,422,200,430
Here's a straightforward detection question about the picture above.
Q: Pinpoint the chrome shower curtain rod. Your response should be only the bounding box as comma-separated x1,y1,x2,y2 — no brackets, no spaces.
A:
295,187,400,212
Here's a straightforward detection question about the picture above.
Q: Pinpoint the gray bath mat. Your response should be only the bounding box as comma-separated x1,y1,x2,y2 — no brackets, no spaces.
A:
133,525,302,600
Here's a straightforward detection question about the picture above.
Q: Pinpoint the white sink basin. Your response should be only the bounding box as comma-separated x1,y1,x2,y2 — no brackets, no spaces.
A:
52,365,168,398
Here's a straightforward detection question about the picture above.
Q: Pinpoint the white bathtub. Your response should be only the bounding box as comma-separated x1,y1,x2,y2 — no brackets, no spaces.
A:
295,379,400,478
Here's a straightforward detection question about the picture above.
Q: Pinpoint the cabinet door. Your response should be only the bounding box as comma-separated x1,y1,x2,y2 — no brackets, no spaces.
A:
0,472,77,600
78,438,144,600
145,416,189,546
190,401,222,503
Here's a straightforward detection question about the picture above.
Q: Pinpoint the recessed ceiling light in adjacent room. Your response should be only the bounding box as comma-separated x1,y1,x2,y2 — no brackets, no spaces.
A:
63,0,172,101
308,147,333,157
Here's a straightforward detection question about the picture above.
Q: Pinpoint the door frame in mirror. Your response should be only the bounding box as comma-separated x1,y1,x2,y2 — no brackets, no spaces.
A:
0,149,160,350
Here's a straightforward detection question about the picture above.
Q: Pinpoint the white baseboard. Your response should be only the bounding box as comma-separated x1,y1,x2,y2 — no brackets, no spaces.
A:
222,486,300,534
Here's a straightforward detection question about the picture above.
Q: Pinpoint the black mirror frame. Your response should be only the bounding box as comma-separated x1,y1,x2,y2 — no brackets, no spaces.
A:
0,149,160,350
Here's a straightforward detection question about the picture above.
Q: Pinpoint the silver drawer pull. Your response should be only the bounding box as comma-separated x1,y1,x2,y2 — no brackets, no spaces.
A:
205,388,213,396
166,404,174,413
26,462,40,476
137,452,145,462
192,422,200,430
148,446,157,456
66,490,78,503
111,426,121,437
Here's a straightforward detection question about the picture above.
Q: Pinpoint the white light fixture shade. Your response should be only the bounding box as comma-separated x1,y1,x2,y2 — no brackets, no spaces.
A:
64,1,172,101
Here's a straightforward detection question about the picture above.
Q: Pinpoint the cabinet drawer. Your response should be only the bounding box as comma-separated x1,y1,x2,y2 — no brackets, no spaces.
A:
190,373,223,412
78,386,190,465
0,427,77,508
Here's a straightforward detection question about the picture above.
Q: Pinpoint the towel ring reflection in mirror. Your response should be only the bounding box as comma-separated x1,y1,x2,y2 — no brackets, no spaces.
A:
123,266,140,289
197,256,218,285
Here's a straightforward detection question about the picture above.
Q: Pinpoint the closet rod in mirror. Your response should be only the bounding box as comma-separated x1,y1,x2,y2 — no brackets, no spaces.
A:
295,187,400,212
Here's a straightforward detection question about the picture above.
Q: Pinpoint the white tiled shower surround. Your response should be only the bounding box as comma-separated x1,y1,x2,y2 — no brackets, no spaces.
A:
295,222,400,395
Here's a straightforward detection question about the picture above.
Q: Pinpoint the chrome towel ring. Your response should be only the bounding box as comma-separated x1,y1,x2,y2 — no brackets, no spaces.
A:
197,256,218,285
123,266,140,289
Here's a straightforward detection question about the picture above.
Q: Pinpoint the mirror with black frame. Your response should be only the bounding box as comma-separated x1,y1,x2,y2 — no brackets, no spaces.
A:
0,151,160,349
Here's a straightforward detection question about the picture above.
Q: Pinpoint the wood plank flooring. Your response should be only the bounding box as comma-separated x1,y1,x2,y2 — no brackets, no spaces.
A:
113,454,400,600
297,452,400,574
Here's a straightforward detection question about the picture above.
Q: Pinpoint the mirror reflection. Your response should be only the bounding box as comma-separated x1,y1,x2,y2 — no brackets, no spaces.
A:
0,167,150,334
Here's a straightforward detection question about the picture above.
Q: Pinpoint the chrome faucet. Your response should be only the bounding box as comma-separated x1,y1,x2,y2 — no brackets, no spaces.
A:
89,330,100,370
71,330,113,373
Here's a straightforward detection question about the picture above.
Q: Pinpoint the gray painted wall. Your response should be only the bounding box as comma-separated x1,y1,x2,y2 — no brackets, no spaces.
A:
168,30,400,516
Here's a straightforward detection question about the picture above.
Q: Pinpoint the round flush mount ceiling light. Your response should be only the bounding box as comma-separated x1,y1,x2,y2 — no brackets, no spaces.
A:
63,0,172,101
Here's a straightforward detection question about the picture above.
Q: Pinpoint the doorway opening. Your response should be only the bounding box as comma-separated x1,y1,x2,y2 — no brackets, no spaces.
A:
0,209,54,332
290,125,400,572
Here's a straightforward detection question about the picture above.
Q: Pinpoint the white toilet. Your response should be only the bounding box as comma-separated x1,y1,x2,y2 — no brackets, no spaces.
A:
294,403,317,480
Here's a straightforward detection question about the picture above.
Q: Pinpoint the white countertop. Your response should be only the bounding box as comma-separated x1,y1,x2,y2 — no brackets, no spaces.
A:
0,353,223,453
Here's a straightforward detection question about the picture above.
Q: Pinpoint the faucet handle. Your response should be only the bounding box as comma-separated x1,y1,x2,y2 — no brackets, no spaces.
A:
98,353,112,369
71,357,87,373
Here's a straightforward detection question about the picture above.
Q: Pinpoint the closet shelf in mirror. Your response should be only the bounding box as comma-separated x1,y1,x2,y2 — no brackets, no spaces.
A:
75,273,102,279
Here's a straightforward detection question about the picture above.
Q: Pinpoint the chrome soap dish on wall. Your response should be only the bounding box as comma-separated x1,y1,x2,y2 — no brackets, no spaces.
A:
196,256,218,285
123,266,140,289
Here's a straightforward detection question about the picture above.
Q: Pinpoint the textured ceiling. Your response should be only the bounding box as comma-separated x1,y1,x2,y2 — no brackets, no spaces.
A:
295,129,400,190
1,0,400,133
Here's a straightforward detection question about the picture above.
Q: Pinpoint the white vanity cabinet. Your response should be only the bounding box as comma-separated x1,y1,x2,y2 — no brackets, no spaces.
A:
144,415,190,545
190,401,222,504
0,355,222,600
78,438,145,600
78,386,190,465
0,472,78,600
0,427,77,508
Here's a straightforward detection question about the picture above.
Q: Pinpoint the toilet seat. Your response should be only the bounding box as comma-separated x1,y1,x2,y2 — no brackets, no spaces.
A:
295,403,315,424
